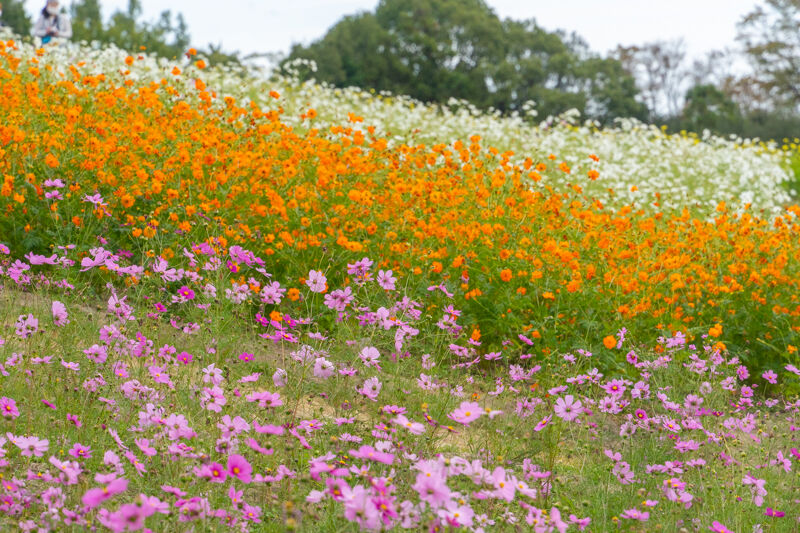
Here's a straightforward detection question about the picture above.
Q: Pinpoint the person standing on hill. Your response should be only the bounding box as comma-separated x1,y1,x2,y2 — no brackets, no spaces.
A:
33,0,71,44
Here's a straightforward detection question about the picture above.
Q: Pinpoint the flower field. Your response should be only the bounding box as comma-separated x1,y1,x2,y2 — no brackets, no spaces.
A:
1,35,800,532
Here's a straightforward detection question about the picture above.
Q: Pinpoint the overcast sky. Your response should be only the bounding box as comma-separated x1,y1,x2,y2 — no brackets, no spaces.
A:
26,0,758,61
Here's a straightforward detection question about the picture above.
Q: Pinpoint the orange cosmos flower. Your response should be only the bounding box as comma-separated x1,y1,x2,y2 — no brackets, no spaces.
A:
603,335,617,349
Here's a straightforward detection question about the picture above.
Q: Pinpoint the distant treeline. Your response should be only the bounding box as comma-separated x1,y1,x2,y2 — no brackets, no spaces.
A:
0,0,240,65
284,0,800,141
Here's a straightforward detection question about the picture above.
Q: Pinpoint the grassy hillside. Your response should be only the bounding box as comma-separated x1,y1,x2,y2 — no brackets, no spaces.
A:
0,35,799,531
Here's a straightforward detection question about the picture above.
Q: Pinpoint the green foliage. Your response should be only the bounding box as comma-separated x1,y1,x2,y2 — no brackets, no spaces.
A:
0,0,32,36
737,0,800,112
666,84,800,141
680,84,743,134
68,0,240,63
284,0,644,124
69,0,105,43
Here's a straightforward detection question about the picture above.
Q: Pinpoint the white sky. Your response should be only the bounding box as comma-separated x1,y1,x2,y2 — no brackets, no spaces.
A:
25,0,758,62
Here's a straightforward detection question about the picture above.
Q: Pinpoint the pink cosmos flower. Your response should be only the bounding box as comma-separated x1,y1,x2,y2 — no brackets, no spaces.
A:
491,467,516,501
349,445,394,465
377,270,397,290
207,462,227,482
743,474,767,506
343,485,381,529
177,351,193,365
245,437,274,456
306,270,327,293
247,391,283,409
765,507,785,517
534,415,553,432
83,344,108,364
51,301,69,326
357,377,382,401
709,521,733,533
314,357,335,379
135,438,157,457
771,451,792,473
412,471,452,508
242,503,262,522
438,500,475,527
15,314,38,339
448,401,483,426
82,477,128,509
253,422,285,435
238,352,254,362
324,287,354,311
620,509,649,521
18,436,49,457
553,395,582,422
240,372,261,383
0,397,19,419
359,346,381,368
762,370,778,384
273,368,287,387
569,515,592,531
227,454,252,483
393,414,426,435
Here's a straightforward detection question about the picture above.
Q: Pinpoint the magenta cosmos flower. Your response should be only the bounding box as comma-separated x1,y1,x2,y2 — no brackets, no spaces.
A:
227,454,252,483
177,286,195,300
69,443,92,459
0,397,19,419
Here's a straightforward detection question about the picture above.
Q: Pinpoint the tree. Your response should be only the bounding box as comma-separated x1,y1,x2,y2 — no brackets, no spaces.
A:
284,0,643,124
374,0,505,106
70,0,105,43
680,84,743,134
737,0,800,111
0,0,32,36
614,40,689,120
103,0,190,58
84,0,238,62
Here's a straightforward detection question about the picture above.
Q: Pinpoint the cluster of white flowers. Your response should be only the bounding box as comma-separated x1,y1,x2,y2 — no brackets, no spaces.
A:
3,29,794,217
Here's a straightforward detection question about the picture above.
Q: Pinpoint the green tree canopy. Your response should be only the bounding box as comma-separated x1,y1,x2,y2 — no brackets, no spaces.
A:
68,0,238,63
680,84,743,134
284,0,645,124
0,0,32,36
